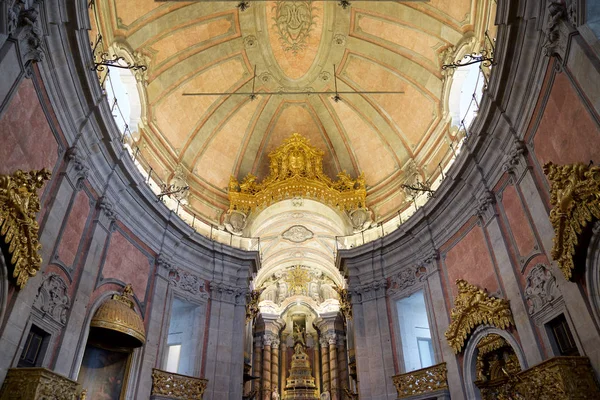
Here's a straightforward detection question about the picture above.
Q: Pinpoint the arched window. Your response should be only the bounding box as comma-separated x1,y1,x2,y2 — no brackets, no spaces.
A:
587,1,600,38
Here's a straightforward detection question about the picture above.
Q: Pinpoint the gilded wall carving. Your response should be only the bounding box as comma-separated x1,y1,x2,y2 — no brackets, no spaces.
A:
0,169,51,289
228,134,366,213
544,162,600,280
445,280,514,354
0,367,81,400
151,368,208,399
391,363,448,398
259,265,337,305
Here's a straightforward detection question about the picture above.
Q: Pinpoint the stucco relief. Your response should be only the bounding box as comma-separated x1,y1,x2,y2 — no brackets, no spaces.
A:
169,268,207,298
282,225,314,243
224,210,248,236
387,265,427,296
525,263,559,315
272,1,317,54
33,273,70,325
259,265,337,305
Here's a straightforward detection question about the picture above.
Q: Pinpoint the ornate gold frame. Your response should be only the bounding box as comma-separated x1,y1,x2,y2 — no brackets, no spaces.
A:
0,169,51,289
445,280,514,354
544,162,600,280
228,133,366,213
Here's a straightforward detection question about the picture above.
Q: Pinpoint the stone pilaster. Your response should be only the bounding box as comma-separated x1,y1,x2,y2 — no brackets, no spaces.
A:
280,339,287,392
271,337,280,394
262,334,273,400
253,338,263,394
328,333,339,400
337,336,349,393
319,336,330,394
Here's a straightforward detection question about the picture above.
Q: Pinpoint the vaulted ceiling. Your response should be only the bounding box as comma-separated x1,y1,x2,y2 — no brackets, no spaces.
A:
89,0,496,224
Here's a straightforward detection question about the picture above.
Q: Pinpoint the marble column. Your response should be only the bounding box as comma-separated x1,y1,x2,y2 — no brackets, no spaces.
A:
262,335,272,400
337,336,349,393
280,339,288,392
320,336,330,394
271,337,280,395
253,338,263,394
328,334,339,400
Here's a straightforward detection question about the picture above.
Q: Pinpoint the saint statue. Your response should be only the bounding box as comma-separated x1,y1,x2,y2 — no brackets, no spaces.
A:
293,325,305,345
272,387,280,400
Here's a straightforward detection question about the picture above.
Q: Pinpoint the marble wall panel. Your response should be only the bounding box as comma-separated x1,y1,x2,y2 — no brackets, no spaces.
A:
56,191,91,268
501,185,536,258
0,79,58,174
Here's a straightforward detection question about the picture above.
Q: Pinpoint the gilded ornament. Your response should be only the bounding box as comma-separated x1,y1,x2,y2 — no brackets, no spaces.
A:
0,367,80,400
392,363,448,398
246,288,264,321
333,286,352,320
445,280,514,354
90,284,146,348
543,162,600,280
285,265,311,295
0,169,51,289
228,133,366,213
151,368,208,399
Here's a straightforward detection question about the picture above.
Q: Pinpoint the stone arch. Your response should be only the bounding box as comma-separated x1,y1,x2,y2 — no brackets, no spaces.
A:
71,284,144,399
462,325,527,400
586,221,600,328
0,250,9,327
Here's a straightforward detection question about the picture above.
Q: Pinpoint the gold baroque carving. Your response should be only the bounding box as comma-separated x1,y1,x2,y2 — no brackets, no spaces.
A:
246,288,264,321
0,169,51,289
228,133,366,213
0,367,83,400
391,363,448,398
334,286,352,320
543,162,600,280
151,368,208,399
445,280,514,354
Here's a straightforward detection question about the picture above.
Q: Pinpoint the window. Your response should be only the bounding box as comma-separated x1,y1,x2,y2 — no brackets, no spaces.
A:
547,314,579,356
165,344,182,373
396,290,434,372
588,1,600,39
164,297,203,376
18,325,50,368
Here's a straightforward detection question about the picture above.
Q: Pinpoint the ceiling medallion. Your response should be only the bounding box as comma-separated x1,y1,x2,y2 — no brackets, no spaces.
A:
273,1,317,55
282,225,314,243
228,133,367,213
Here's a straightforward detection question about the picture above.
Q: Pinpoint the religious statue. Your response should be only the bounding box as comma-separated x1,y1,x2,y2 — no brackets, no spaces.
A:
272,387,280,400
293,325,305,345
320,385,330,400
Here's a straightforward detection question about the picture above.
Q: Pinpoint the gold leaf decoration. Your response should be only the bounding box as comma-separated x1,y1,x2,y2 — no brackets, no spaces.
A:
0,169,51,289
445,280,514,354
228,133,366,213
392,363,448,398
543,162,600,280
151,368,208,399
334,286,352,320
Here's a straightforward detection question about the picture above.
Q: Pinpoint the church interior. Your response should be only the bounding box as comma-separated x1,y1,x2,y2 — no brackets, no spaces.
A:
0,0,600,399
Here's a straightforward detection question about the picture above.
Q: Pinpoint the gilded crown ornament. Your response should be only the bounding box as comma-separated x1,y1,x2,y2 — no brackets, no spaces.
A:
544,162,600,280
0,169,51,289
445,280,514,354
228,133,366,213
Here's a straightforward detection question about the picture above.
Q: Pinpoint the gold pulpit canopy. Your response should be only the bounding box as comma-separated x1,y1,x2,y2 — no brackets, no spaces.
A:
228,133,366,213
90,284,146,348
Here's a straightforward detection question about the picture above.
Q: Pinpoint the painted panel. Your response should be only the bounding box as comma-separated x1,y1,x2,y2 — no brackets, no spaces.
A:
0,79,58,174
501,185,536,258
444,223,499,298
57,190,91,268
102,231,151,301
533,73,600,166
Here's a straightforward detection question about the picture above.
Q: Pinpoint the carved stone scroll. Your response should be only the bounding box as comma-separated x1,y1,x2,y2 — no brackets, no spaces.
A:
544,162,600,280
33,273,70,324
445,280,514,354
0,169,51,289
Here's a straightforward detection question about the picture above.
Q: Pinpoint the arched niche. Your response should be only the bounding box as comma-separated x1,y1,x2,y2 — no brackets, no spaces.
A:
462,326,527,400
586,221,600,328
73,284,145,400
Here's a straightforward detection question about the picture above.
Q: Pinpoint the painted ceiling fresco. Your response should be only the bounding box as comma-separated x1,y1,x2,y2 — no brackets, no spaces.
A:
90,0,496,224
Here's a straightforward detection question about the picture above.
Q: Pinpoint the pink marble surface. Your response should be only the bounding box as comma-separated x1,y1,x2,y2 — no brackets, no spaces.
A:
0,79,58,174
57,191,90,268
502,185,536,258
